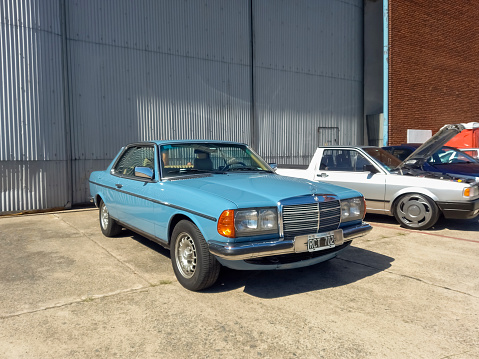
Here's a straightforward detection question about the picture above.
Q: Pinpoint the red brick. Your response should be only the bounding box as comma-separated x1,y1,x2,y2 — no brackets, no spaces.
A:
388,0,479,145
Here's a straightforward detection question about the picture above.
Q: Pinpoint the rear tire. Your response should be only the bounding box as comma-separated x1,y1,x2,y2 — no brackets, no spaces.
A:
99,200,122,237
393,193,440,230
170,220,220,291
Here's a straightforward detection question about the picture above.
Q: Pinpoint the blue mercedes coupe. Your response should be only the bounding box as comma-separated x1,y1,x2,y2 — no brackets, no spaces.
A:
89,140,372,291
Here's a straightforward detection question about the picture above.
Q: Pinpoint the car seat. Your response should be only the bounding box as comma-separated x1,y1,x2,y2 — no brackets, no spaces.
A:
193,151,213,170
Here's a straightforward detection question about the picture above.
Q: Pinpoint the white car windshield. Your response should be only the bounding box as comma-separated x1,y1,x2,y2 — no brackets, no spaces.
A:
363,147,403,171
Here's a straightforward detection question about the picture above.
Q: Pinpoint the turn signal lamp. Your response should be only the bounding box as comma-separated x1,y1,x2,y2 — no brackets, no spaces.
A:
362,198,367,219
464,187,478,197
218,210,235,238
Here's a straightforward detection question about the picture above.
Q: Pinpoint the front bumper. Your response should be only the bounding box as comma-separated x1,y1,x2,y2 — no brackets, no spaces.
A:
437,198,479,219
208,222,372,260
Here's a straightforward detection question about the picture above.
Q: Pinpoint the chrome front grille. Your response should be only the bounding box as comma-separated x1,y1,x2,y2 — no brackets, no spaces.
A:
281,196,341,238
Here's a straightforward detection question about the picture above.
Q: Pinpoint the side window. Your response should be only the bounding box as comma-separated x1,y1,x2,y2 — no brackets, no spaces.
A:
353,152,371,171
113,146,155,178
321,149,369,172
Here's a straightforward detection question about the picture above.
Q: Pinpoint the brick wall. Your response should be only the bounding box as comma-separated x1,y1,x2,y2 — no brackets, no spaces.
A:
388,0,479,145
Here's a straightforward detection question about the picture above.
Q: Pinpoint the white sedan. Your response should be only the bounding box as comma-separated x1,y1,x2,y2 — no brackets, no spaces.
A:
277,124,479,230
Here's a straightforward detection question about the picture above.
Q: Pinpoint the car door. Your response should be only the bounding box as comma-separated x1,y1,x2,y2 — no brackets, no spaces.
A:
109,144,158,235
316,149,387,213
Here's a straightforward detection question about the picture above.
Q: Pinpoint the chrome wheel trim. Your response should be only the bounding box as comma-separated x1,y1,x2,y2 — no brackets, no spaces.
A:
100,203,109,229
396,194,432,228
175,232,197,279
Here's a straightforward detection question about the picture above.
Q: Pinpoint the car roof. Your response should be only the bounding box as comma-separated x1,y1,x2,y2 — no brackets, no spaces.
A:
129,140,247,146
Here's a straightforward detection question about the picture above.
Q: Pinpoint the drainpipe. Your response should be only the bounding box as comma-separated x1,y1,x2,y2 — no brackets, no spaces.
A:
249,0,258,150
383,0,389,146
59,0,73,209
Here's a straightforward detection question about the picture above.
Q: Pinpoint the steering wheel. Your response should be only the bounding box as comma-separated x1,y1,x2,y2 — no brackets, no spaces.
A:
223,161,247,171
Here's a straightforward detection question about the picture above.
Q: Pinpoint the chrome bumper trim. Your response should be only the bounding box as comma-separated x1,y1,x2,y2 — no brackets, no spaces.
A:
208,222,372,260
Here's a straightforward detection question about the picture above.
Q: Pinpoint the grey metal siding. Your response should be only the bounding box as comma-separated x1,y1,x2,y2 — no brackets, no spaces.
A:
1,0,68,212
1,0,364,212
66,0,252,203
253,0,364,164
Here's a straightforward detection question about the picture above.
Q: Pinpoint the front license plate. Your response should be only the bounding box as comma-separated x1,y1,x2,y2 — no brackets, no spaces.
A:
307,232,336,252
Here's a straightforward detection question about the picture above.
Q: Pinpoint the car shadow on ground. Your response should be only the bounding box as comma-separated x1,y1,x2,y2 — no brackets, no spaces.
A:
121,229,172,258
430,217,479,232
365,213,479,232
364,213,398,226
206,246,394,298
120,227,393,298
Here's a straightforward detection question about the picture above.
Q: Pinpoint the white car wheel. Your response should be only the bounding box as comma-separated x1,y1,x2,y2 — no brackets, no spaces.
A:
394,193,440,230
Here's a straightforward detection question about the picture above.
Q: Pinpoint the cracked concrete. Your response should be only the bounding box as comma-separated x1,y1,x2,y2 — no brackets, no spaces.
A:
1,208,478,358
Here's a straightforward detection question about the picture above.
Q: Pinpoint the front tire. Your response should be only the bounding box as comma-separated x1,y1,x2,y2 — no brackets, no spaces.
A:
393,193,440,230
99,200,122,237
170,220,220,291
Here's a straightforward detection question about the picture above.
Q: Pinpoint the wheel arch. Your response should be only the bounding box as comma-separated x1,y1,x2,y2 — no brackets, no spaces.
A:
390,188,441,217
168,214,196,245
93,194,104,208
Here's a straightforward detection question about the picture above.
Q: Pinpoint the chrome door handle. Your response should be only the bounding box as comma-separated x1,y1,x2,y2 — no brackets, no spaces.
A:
317,173,328,178
115,183,123,188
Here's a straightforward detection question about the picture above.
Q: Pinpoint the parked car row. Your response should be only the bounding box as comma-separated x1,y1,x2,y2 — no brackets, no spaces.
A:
89,124,479,291
277,124,479,230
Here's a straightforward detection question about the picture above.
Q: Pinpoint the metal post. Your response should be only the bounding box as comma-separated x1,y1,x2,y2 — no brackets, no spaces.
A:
249,0,258,150
383,0,389,146
59,0,73,209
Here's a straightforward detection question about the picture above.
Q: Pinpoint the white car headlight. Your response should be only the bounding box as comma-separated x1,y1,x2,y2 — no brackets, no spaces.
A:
341,197,365,222
234,208,278,236
463,186,479,198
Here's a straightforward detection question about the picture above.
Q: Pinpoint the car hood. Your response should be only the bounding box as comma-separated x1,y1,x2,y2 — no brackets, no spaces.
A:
429,162,479,178
397,124,465,169
167,173,360,208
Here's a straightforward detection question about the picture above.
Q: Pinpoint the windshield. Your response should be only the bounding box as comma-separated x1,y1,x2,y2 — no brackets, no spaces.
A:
160,143,273,178
363,147,403,171
427,147,477,165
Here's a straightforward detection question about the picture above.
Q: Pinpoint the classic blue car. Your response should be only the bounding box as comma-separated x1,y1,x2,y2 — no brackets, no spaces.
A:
89,141,372,291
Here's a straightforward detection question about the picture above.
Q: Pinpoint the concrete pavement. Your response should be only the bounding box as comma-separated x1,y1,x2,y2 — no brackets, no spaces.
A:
1,208,478,358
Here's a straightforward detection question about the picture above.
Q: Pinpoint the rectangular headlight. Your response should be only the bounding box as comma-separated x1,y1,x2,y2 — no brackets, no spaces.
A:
234,207,278,236
341,197,365,222
235,210,258,231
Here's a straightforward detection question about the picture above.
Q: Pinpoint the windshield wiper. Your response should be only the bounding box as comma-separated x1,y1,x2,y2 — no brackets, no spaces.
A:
182,168,228,174
227,166,269,172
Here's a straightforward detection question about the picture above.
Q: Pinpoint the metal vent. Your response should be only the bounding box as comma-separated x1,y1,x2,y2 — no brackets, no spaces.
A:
281,197,341,238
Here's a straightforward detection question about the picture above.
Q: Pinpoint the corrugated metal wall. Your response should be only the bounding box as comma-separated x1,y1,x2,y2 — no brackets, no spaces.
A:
1,0,69,212
1,0,364,213
254,0,364,164
66,0,253,204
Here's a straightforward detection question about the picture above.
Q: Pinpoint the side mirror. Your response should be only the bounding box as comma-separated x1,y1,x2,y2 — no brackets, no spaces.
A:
135,166,154,179
268,163,278,172
363,164,379,174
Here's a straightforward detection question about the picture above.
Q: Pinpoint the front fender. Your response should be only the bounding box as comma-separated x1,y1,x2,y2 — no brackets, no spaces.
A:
167,212,218,245
387,187,439,213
